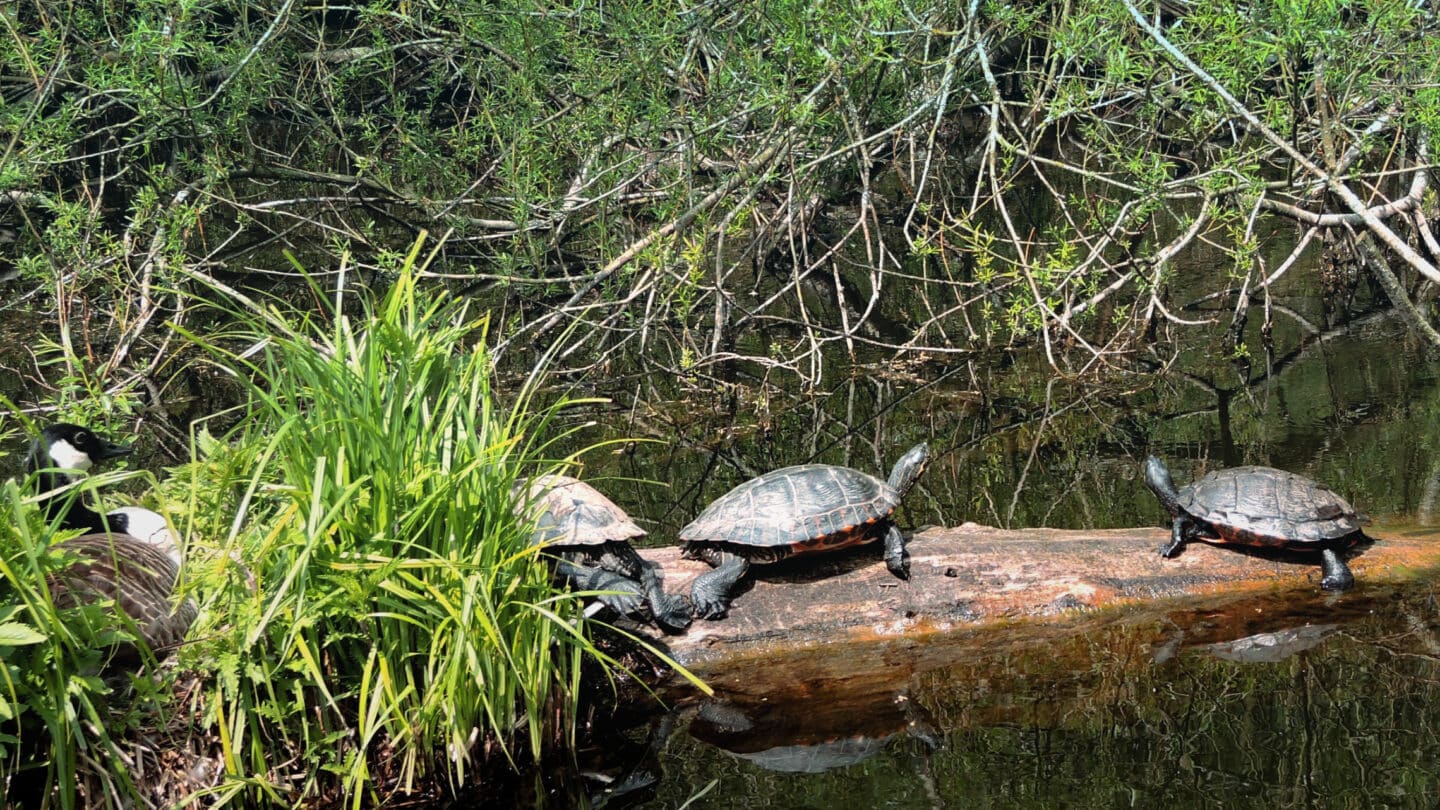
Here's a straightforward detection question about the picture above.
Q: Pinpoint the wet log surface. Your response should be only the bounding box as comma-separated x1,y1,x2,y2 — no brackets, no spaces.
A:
632,523,1440,690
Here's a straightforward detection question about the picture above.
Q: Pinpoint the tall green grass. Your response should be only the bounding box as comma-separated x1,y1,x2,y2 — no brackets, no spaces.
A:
0,455,173,809
176,237,688,805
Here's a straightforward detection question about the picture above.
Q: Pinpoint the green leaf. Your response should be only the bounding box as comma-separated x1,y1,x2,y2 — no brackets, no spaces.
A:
0,623,46,647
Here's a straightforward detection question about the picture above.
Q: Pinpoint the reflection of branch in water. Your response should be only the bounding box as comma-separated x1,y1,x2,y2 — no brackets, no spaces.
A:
1416,459,1440,527
1148,308,1396,446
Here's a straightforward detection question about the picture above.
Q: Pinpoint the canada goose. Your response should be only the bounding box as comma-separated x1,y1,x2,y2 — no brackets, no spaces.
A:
25,423,195,660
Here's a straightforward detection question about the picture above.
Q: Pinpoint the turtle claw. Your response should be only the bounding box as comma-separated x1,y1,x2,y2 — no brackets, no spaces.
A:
1319,548,1355,591
1320,572,1354,591
885,554,910,581
689,554,745,620
1159,517,1187,558
882,525,910,581
655,593,694,633
691,593,729,620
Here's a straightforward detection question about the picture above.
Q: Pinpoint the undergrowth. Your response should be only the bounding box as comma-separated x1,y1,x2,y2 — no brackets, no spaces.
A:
2,236,705,807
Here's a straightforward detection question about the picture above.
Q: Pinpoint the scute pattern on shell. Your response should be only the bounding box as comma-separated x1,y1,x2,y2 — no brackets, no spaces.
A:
680,464,897,548
520,474,646,546
1177,466,1365,546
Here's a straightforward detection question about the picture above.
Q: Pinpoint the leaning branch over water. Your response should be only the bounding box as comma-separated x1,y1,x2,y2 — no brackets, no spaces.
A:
4,0,1440,391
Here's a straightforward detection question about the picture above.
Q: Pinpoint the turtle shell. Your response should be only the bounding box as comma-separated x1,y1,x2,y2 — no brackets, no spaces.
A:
1177,466,1366,548
679,464,897,554
518,474,646,547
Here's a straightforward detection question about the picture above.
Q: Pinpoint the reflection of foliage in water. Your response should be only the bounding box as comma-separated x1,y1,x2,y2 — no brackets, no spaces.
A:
561,267,1440,542
646,583,1440,807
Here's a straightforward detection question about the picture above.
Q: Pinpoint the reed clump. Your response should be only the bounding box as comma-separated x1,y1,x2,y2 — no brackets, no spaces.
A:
173,240,655,804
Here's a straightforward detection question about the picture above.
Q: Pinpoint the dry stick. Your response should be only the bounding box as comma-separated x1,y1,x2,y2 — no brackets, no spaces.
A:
494,138,790,360
739,189,831,316
706,174,773,359
1412,135,1440,261
845,101,901,351
1121,0,1440,288
1056,198,1151,326
1140,195,1217,328
783,167,826,386
1254,128,1427,334
1352,232,1440,346
969,34,1004,215
1260,226,1322,289
1418,209,1440,262
1235,192,1265,334
103,186,195,378
835,100,868,363
564,156,810,369
1258,115,1409,288
973,34,1112,368
1259,189,1422,227
900,20,973,239
1258,157,1426,288
1332,110,1396,177
971,35,1060,369
179,0,298,112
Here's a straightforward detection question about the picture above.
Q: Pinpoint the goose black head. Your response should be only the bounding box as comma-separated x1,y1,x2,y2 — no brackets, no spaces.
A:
28,423,133,475
27,423,142,537
20,422,192,664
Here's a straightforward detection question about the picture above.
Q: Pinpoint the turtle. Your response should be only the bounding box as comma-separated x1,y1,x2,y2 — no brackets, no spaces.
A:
680,443,929,619
516,474,691,633
1143,456,1372,591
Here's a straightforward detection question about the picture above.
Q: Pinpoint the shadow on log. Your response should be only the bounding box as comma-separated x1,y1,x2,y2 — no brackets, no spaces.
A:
632,523,1440,693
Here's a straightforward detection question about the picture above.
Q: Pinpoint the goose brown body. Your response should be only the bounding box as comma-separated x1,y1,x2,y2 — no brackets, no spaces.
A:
48,534,197,659
27,423,195,660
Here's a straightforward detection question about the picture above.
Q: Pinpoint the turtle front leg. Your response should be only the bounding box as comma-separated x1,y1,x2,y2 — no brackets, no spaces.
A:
690,549,749,620
639,564,693,633
607,545,693,633
882,524,910,580
1159,517,1189,557
1319,548,1355,591
555,559,645,616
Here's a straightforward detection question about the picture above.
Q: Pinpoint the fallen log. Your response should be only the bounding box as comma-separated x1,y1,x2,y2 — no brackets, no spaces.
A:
633,523,1440,691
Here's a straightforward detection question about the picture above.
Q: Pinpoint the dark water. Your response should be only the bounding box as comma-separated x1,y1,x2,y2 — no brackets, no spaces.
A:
627,578,1440,808
550,256,1440,807
5,226,1440,808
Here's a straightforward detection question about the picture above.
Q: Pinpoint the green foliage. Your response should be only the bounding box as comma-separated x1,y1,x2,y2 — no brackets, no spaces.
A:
4,0,1440,376
0,465,175,809
2,0,933,289
168,237,690,804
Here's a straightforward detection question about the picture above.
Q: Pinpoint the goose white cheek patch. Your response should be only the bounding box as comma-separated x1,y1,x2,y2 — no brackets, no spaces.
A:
47,439,94,471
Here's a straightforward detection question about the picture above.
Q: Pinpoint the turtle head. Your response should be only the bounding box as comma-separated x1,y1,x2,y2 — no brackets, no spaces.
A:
888,442,930,496
1143,455,1181,514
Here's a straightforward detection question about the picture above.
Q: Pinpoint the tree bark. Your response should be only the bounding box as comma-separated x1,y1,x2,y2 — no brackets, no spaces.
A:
635,523,1435,684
